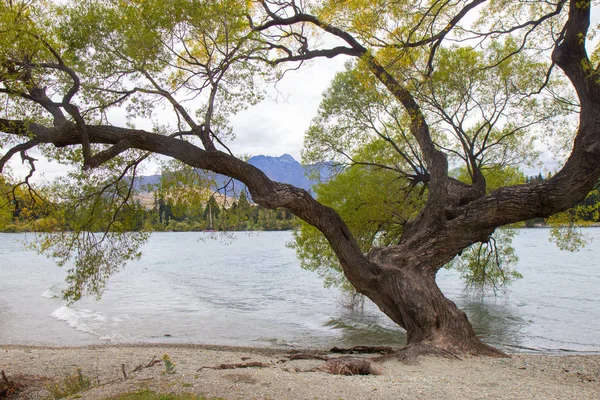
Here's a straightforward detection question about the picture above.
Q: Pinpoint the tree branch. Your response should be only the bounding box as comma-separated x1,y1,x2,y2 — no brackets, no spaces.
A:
0,139,40,173
0,118,380,292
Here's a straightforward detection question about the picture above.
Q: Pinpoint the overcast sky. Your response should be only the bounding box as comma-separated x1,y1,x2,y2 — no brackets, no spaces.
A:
228,56,349,161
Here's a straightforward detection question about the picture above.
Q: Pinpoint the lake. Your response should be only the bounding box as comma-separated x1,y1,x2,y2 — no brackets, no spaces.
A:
1,229,599,353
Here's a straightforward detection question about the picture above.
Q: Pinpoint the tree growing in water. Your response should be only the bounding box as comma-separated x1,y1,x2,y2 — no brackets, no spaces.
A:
1,0,600,358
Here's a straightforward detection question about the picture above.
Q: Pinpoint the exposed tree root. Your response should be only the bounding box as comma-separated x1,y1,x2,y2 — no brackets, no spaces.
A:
375,342,509,364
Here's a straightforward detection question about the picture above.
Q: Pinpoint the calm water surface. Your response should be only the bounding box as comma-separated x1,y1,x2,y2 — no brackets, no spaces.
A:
1,229,599,352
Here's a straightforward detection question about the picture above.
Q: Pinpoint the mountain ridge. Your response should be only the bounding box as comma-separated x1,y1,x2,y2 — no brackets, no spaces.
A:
135,154,331,194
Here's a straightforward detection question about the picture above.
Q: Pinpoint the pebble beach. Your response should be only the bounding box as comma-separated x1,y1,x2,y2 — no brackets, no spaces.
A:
1,344,599,399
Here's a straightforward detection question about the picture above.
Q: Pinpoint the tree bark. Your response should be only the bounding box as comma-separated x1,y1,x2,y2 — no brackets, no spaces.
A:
363,260,504,357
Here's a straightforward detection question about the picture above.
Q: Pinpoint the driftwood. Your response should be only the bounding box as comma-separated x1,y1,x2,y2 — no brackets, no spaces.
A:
198,362,271,372
329,346,396,355
320,358,384,375
131,356,162,373
285,353,330,361
278,349,385,376
195,350,383,376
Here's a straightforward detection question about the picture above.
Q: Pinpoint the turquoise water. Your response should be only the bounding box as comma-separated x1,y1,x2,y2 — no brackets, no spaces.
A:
1,229,599,352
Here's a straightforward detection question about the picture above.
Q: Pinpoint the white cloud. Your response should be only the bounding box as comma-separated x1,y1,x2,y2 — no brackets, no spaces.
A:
230,56,348,160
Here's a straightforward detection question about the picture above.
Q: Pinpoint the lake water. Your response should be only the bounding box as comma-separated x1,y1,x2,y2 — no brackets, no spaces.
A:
1,229,599,353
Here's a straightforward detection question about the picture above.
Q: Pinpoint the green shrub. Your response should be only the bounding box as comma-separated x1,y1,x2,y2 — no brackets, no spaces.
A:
46,368,92,399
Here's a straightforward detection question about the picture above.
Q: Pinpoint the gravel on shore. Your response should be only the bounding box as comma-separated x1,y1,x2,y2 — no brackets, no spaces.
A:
1,344,599,399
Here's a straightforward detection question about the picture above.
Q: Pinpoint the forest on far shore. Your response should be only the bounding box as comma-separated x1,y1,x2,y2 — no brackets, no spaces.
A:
1,173,598,234
0,176,296,233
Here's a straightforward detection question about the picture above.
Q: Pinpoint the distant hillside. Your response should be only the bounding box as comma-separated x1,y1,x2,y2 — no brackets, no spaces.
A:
247,154,315,191
135,154,332,195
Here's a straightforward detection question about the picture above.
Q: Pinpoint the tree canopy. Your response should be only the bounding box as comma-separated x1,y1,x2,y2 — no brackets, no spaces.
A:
2,0,600,358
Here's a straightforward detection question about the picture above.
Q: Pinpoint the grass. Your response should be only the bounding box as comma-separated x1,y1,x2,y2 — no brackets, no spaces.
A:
103,389,227,400
45,368,92,399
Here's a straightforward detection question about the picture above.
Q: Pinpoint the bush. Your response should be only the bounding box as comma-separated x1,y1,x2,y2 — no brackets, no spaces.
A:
46,368,92,399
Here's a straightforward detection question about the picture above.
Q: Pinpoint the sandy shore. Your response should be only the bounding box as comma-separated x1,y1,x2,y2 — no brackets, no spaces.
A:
1,344,599,399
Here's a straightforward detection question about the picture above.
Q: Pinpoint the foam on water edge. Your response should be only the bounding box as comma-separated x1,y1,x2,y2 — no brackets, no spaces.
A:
50,306,104,335
41,284,63,299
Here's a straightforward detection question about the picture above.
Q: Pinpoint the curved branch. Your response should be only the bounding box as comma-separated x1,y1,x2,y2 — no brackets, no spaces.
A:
552,0,596,105
363,54,449,218
253,10,365,51
0,139,40,173
270,46,363,63
463,0,567,39
402,0,487,73
1,118,381,292
1,64,68,126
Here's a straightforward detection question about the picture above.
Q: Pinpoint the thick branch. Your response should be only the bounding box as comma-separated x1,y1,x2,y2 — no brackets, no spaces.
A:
271,46,363,63
363,54,449,216
0,119,381,292
253,11,365,51
552,0,596,105
85,141,131,169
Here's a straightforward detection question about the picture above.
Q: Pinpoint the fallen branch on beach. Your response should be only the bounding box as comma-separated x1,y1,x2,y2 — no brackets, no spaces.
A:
276,350,385,376
131,356,162,373
284,352,330,361
95,357,164,388
329,346,396,355
197,361,272,371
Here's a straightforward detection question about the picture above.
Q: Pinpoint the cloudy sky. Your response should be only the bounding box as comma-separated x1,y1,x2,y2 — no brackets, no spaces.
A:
228,56,348,161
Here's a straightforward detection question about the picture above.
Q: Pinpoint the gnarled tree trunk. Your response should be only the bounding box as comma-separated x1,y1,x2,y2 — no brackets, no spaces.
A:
361,258,504,357
368,266,500,356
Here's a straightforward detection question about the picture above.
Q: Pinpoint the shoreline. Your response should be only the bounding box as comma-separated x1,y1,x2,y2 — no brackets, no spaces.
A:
2,341,600,355
3,224,600,233
2,344,599,399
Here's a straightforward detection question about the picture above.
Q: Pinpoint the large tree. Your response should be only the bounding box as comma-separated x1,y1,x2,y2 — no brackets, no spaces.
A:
1,0,599,357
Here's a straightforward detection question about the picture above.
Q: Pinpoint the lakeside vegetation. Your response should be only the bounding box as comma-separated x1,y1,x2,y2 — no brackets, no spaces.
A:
0,176,296,233
1,173,598,234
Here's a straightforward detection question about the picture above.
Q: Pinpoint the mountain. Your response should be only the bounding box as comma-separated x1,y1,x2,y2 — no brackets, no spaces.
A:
134,174,161,191
247,154,314,191
134,154,333,195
